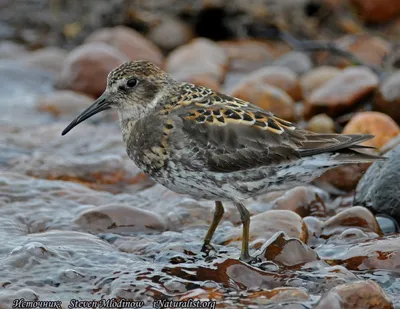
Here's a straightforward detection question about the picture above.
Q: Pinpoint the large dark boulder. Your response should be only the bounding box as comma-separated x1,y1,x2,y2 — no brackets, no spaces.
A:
355,145,400,223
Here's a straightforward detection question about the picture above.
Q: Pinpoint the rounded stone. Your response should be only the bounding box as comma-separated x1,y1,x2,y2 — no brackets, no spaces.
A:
37,90,94,118
230,66,301,101
321,206,383,239
307,114,336,133
304,67,379,118
231,83,295,121
75,204,167,233
224,210,308,249
219,40,277,72
147,17,193,51
337,34,392,66
56,42,129,97
300,66,341,99
165,38,228,86
343,111,400,149
271,186,328,217
375,71,400,124
349,0,400,23
316,163,372,192
315,280,393,309
21,47,68,74
355,144,400,224
273,51,313,75
85,26,163,66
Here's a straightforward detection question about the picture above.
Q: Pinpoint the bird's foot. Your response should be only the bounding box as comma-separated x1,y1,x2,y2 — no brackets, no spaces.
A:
239,253,260,265
201,243,215,255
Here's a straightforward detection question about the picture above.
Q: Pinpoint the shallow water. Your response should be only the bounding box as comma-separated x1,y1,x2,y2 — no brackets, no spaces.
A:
1,62,400,309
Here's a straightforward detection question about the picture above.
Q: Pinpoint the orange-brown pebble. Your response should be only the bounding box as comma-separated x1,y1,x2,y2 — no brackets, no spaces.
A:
256,232,319,267
272,186,327,217
343,111,400,149
224,210,308,249
219,40,277,72
321,206,383,239
375,72,400,124
85,26,163,66
336,34,392,66
320,234,400,270
349,0,400,23
307,114,336,133
300,66,341,99
230,66,301,101
304,67,379,118
315,280,393,309
56,42,129,97
316,163,372,192
231,83,295,121
165,38,228,87
242,287,309,305
75,204,167,233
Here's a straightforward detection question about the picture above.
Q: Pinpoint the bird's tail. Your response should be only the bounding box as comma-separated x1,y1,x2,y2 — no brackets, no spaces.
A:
298,133,385,163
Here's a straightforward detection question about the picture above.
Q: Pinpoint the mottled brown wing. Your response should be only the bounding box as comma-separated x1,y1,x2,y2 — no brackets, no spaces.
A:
170,84,375,173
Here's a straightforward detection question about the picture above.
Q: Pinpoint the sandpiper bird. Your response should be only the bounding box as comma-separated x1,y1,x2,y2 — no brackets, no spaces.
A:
62,60,381,262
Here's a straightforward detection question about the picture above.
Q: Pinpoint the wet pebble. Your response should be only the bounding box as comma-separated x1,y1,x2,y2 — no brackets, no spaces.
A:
5,122,153,193
307,114,336,133
343,111,400,149
337,34,392,66
224,210,308,249
56,42,129,97
230,66,301,101
231,82,295,121
318,234,400,270
255,232,319,267
304,67,379,118
315,280,393,309
273,51,313,75
355,145,400,224
315,162,372,192
349,0,400,23
303,216,323,246
300,66,341,99
36,90,95,118
376,216,400,234
240,287,309,306
165,258,286,290
75,204,167,233
147,17,193,51
375,71,400,124
85,26,163,66
321,206,383,239
219,40,277,72
165,38,228,88
271,186,328,217
21,47,68,74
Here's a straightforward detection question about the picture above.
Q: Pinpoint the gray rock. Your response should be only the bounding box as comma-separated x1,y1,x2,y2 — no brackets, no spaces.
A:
354,145,400,223
273,51,313,75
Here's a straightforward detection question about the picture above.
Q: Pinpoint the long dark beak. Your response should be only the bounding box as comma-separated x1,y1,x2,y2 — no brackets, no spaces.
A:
61,94,111,136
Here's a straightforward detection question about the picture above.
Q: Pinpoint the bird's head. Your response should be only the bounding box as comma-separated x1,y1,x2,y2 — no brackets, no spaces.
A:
62,60,173,135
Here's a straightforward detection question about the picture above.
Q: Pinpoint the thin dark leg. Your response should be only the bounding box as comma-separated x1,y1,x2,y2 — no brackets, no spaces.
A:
234,201,251,262
201,201,224,252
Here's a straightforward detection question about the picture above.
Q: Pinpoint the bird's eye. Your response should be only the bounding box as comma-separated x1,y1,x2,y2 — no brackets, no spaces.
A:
126,78,138,88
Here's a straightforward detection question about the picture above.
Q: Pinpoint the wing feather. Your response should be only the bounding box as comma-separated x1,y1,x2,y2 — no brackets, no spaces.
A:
167,84,378,172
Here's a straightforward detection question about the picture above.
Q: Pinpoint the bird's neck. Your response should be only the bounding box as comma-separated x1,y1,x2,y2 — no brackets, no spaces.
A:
117,90,168,144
